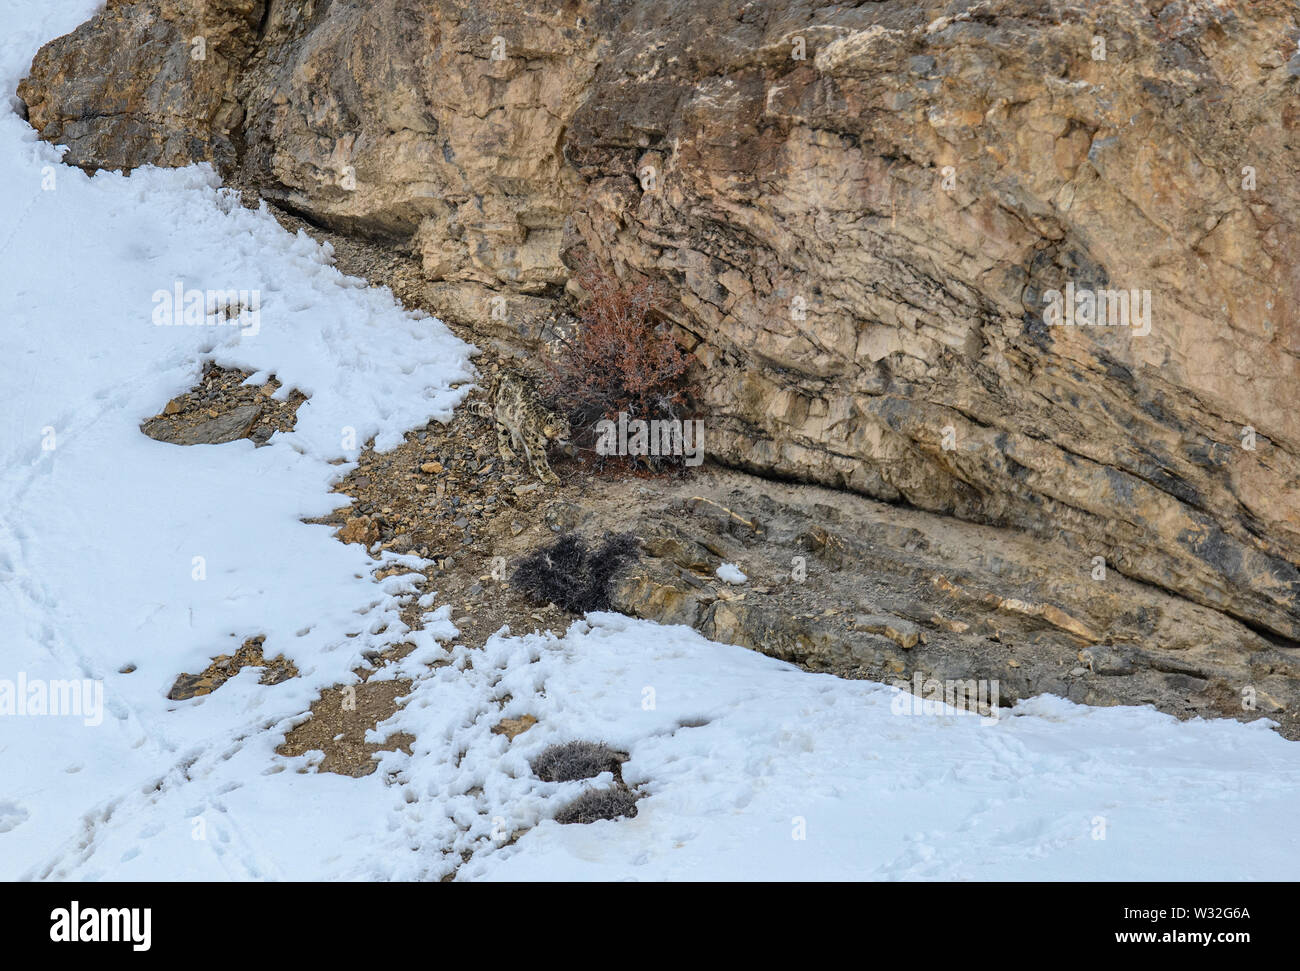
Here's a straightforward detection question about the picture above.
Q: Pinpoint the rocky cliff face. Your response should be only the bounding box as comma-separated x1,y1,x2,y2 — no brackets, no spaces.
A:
19,0,1300,653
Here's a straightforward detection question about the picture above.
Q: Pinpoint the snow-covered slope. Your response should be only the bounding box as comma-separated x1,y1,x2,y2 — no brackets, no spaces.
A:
0,0,478,878
3,0,1299,882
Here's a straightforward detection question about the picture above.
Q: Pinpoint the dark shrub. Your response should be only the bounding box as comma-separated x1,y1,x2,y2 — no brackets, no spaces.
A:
554,786,640,825
531,741,626,783
511,531,639,613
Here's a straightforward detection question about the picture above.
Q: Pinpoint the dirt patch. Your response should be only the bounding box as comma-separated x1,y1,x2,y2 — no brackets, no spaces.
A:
277,679,416,777
301,347,648,647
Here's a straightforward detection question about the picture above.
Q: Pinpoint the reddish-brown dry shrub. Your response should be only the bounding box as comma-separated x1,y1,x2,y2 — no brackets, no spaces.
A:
543,259,694,468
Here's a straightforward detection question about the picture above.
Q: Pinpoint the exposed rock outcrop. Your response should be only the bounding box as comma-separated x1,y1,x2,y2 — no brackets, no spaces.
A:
601,471,1300,737
299,354,1300,737
18,0,1300,654
20,0,265,172
139,363,305,445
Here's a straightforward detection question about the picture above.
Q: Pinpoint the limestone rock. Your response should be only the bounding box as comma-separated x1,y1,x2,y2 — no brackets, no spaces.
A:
18,0,265,172
491,714,538,741
338,515,380,548
141,403,262,445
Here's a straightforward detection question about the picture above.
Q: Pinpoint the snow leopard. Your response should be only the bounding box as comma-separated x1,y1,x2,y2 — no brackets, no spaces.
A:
478,369,570,484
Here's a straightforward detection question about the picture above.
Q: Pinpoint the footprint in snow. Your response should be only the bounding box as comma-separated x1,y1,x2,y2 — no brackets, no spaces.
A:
0,800,30,833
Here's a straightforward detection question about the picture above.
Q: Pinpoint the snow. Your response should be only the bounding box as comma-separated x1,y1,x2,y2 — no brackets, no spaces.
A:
715,562,747,584
466,617,1300,881
4,0,1300,882
0,0,476,879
